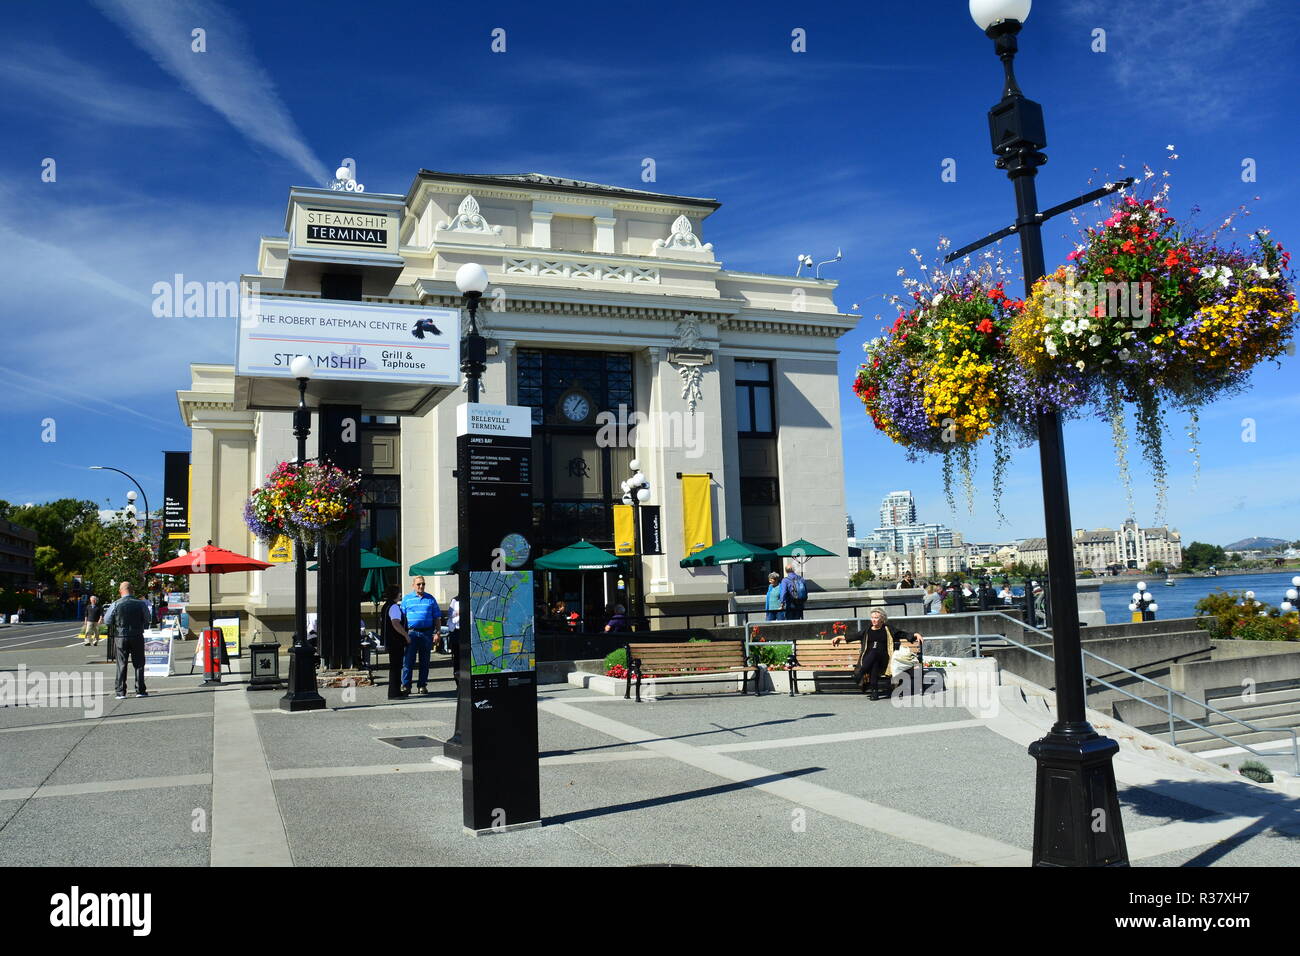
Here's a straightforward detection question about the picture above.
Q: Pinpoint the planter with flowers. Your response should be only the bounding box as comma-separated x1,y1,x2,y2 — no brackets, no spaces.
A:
244,460,364,550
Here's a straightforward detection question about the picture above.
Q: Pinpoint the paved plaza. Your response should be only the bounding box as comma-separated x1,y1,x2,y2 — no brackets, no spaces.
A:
2,622,1299,867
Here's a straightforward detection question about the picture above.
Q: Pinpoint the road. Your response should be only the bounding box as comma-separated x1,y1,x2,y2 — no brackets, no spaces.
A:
0,621,88,652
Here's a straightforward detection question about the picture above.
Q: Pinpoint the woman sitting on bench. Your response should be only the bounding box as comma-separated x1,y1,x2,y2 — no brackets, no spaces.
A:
832,608,922,700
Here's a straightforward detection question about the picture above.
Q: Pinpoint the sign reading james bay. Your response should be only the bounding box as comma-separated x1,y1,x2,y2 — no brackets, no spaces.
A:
236,296,459,385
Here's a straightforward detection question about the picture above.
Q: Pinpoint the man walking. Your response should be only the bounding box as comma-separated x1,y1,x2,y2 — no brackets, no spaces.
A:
104,582,151,699
398,576,441,696
778,563,807,621
82,595,103,646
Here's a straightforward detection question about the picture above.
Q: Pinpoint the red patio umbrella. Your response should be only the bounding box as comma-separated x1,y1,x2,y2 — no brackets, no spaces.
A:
148,542,272,635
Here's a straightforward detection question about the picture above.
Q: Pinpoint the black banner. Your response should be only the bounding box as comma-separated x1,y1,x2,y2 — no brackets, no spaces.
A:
162,451,189,536
640,505,663,555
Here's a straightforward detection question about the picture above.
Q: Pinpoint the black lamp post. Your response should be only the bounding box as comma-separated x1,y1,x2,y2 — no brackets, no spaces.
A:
444,262,490,761
280,355,327,713
959,0,1129,865
621,462,650,629
91,464,154,661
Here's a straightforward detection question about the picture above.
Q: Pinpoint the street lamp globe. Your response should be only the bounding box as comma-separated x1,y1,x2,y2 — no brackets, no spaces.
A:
1136,581,1147,591
1131,591,1142,602
629,458,641,471
1148,603,1159,613
1286,588,1298,602
455,262,490,295
632,471,646,487
1142,591,1153,603
636,487,651,503
1292,575,1300,588
289,355,314,379
969,0,1031,30
1245,590,1256,601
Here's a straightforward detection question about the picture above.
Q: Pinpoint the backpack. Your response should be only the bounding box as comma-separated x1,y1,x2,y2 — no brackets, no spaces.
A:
790,574,808,604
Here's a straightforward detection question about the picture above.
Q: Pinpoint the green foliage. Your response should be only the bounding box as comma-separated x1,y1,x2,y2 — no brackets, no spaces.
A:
687,636,711,643
1232,614,1299,642
1183,541,1227,570
849,569,876,588
1238,760,1273,784
603,648,627,671
84,516,153,596
1194,590,1299,641
749,642,791,667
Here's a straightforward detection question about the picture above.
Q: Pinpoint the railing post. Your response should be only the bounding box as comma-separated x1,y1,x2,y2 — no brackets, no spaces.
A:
1168,690,1175,746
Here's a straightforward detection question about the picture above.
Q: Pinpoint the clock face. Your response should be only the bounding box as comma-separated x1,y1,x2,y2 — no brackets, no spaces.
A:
561,392,591,423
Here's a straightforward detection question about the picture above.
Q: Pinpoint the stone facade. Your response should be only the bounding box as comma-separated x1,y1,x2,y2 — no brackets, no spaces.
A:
178,171,857,633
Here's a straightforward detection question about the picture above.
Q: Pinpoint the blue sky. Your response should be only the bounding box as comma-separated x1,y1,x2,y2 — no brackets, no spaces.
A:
1,0,1297,547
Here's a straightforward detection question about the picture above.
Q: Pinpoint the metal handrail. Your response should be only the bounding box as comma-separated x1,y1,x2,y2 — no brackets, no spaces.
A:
974,611,1300,775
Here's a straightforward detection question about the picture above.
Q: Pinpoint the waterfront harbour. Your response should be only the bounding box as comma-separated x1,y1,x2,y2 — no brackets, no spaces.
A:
1097,571,1300,624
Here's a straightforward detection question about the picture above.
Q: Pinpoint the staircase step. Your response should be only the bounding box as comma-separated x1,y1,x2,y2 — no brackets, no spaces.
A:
1158,727,1300,754
1144,712,1300,746
1206,687,1300,710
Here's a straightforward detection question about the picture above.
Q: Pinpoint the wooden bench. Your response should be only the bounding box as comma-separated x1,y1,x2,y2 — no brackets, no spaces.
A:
786,639,862,696
624,641,760,702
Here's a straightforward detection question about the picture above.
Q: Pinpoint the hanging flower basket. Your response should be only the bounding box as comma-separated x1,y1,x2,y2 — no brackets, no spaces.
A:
243,460,363,550
855,177,1297,520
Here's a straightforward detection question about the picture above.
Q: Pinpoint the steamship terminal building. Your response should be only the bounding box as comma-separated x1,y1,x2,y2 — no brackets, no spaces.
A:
177,170,857,639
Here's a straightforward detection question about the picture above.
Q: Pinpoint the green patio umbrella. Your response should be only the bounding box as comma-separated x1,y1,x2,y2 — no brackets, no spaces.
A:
535,541,621,631
775,538,837,570
679,537,778,568
306,548,400,573
408,546,460,576
534,541,621,570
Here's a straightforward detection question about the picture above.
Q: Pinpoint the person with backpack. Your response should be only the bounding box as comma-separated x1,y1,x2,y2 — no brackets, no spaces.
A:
778,563,808,620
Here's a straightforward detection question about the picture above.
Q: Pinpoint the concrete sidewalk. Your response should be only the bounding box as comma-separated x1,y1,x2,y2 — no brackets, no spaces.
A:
2,636,1298,866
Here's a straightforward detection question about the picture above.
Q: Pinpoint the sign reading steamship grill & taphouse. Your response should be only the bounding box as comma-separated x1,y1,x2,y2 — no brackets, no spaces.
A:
236,296,460,385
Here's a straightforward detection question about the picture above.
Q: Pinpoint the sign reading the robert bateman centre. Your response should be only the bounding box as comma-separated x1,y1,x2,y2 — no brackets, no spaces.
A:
236,296,459,386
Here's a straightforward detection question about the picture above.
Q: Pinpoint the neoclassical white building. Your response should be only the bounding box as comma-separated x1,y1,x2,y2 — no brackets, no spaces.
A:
178,171,857,639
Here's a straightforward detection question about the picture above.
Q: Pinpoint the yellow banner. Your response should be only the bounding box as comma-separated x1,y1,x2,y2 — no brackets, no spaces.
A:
681,474,713,557
268,535,294,563
613,505,636,557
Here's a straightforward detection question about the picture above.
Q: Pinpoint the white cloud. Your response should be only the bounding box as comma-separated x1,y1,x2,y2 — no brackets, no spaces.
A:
91,0,329,183
0,43,199,129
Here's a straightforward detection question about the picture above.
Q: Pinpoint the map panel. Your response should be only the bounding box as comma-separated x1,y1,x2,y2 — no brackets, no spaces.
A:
469,571,535,675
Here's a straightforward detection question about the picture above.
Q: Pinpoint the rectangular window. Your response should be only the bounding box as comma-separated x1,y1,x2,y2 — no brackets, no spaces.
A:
735,360,774,436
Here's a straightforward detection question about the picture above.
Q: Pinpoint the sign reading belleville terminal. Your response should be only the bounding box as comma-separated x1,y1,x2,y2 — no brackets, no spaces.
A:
236,296,459,385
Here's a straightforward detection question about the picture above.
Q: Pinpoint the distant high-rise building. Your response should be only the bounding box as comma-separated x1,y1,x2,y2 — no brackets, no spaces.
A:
846,514,856,539
879,490,917,529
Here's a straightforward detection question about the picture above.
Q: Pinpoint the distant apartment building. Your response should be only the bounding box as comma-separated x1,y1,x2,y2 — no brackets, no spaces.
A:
0,519,38,590
1017,520,1183,572
879,490,917,529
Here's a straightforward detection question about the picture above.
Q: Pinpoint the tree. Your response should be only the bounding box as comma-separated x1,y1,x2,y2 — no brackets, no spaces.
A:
83,516,152,598
1183,541,1226,570
850,568,876,588
1147,560,1166,574
9,499,100,582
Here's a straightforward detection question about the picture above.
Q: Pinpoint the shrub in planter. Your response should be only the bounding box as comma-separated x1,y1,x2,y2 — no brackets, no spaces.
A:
1238,760,1274,784
604,648,627,672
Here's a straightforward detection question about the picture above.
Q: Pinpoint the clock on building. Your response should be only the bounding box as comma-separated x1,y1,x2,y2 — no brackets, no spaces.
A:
557,387,595,425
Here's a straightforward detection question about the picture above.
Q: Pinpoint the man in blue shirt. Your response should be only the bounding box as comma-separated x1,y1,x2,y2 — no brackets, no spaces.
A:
397,576,441,695
778,564,807,621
